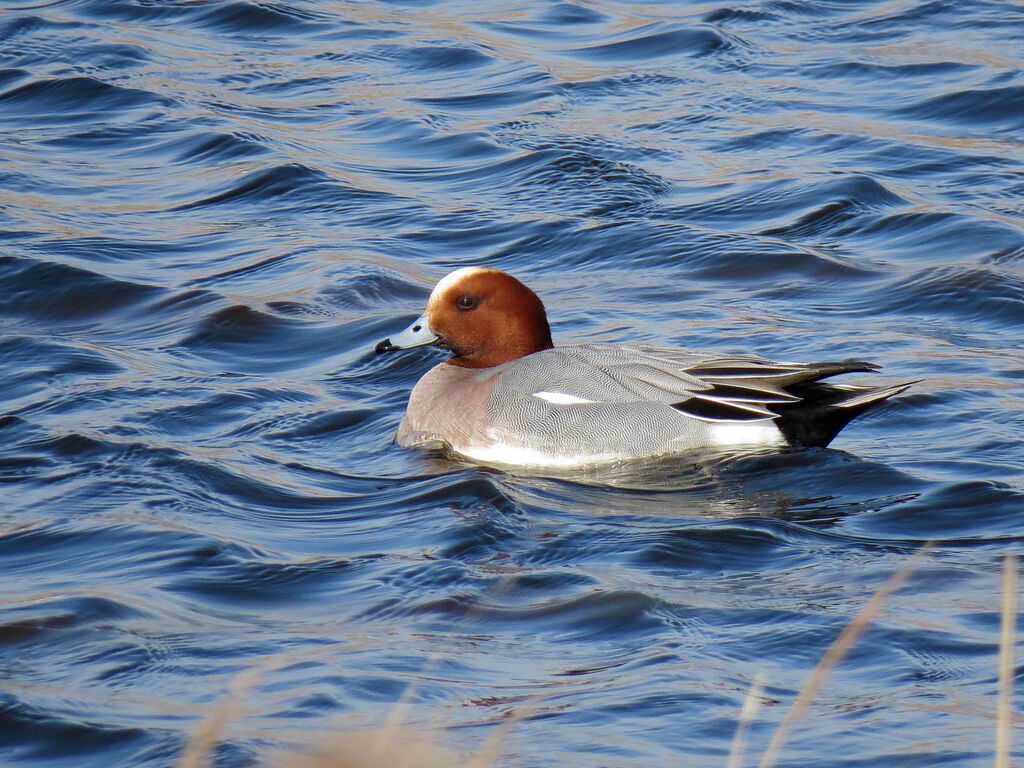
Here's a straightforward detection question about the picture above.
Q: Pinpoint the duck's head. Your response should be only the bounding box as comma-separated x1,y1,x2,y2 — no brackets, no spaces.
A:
375,267,554,368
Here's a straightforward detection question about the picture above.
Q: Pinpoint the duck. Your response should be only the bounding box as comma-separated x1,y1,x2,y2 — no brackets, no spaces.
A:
375,267,913,468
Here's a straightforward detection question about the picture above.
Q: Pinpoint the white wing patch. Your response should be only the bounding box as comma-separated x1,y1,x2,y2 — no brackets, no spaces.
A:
709,422,785,448
531,391,598,406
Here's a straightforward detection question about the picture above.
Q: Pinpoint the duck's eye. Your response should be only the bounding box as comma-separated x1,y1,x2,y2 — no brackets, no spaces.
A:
455,295,476,310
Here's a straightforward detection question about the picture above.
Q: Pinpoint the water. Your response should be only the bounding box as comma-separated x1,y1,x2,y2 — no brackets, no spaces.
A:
1,1,1022,766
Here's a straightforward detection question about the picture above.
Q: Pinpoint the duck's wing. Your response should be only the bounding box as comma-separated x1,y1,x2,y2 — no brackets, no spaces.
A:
500,344,861,422
674,354,886,422
491,344,914,448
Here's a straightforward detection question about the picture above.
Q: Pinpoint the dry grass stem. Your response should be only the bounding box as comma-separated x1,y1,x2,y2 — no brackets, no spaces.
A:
758,543,932,768
366,575,519,764
465,694,543,768
177,664,265,768
176,646,347,768
281,729,458,768
995,553,1017,768
727,672,765,768
176,579,529,768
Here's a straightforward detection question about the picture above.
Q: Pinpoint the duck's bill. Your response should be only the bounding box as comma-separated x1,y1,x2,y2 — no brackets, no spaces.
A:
375,313,439,353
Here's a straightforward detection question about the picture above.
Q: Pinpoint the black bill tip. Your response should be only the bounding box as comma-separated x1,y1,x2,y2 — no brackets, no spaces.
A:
375,338,396,354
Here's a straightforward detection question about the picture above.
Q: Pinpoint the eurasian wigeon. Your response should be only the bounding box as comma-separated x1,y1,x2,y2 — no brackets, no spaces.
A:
375,267,912,468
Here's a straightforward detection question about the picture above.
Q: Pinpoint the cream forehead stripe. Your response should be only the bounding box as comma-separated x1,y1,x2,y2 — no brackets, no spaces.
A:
429,266,491,304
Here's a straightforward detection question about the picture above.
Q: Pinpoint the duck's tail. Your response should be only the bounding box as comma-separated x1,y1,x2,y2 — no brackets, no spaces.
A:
673,357,915,448
771,375,916,448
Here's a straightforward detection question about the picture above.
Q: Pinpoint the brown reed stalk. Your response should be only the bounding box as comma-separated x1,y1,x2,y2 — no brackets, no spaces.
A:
995,554,1017,768
757,543,932,768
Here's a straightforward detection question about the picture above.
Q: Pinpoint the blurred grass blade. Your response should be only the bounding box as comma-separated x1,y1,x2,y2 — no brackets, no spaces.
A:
177,664,264,768
728,672,765,768
995,554,1017,768
758,543,931,768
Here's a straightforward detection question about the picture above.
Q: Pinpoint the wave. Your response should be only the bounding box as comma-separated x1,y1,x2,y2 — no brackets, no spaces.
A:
882,265,1024,324
0,75,173,125
170,163,393,213
569,25,732,61
899,85,1024,132
0,256,163,322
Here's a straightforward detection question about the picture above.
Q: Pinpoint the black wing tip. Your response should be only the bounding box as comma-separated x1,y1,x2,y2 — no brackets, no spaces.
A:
810,359,882,375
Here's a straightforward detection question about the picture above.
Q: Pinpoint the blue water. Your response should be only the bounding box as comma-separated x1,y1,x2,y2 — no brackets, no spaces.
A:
2,1,1023,766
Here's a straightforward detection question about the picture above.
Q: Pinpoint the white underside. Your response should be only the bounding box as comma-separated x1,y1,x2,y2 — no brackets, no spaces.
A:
449,421,785,468
457,442,618,469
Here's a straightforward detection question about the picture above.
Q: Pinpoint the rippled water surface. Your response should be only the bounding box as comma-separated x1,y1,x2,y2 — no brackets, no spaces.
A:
2,0,1023,766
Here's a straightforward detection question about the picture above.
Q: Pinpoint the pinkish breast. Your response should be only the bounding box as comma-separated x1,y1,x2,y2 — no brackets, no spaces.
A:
396,363,500,449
